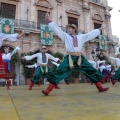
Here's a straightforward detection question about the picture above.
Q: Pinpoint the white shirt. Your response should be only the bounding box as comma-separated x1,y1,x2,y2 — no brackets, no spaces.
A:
2,47,20,60
99,65,107,72
109,57,120,67
27,63,38,68
0,33,19,47
88,60,105,69
51,61,60,67
49,22,100,52
106,65,111,71
24,52,59,65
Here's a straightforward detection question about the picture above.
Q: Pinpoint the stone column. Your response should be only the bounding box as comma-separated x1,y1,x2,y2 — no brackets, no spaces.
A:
82,0,90,33
105,7,112,39
82,0,91,59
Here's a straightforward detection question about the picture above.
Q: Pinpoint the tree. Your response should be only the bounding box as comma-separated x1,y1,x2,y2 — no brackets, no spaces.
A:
21,52,36,79
11,53,20,79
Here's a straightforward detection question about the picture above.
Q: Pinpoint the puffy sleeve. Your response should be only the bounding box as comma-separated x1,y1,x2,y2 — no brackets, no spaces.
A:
49,22,66,42
25,53,38,61
27,64,35,68
10,46,20,56
51,61,59,67
48,54,59,62
4,33,19,42
80,29,100,43
109,57,118,61
0,33,19,47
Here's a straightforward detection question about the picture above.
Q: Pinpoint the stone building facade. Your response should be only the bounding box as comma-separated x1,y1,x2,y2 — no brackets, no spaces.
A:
0,0,118,84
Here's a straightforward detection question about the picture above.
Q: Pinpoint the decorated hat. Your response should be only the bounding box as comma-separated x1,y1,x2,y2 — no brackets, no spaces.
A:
66,24,78,33
42,46,47,49
115,47,120,57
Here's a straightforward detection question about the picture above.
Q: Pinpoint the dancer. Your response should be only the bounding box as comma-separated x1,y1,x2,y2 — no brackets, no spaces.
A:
21,46,60,90
88,56,105,70
2,46,20,90
104,47,120,85
26,62,61,90
106,64,112,82
42,13,109,96
99,62,108,83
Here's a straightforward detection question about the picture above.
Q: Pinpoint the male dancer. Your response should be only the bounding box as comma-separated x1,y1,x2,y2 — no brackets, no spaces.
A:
88,56,105,70
26,62,61,90
2,46,20,90
42,13,109,96
21,46,60,89
99,62,108,83
105,47,120,85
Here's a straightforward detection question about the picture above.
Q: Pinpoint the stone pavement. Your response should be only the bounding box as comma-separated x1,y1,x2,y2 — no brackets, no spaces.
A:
0,83,120,120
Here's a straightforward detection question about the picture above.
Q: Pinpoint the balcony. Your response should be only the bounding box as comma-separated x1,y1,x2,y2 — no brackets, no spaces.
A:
14,20,84,34
15,19,40,30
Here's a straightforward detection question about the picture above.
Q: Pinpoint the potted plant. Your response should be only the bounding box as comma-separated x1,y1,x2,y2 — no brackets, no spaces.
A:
51,52,64,71
21,52,36,85
72,69,80,83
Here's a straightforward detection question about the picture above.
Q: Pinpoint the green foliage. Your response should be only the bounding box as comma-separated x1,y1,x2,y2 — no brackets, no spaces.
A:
11,53,20,79
51,52,64,71
53,52,64,60
71,69,80,78
21,52,36,78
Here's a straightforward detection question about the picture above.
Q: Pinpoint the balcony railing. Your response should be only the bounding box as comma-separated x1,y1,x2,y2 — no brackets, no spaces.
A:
15,19,40,30
15,19,84,34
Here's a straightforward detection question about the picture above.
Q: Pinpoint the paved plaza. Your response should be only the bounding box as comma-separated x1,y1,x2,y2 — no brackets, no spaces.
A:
0,83,120,120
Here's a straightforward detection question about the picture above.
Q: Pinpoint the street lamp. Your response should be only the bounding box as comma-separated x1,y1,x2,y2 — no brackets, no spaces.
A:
91,48,104,60
59,14,62,27
26,7,29,21
95,48,99,56
91,50,96,58
99,51,103,58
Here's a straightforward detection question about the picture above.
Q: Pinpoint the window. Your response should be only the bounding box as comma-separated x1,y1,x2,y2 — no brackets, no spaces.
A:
94,23,102,39
37,10,49,29
68,17,78,27
0,3,16,19
94,23,102,34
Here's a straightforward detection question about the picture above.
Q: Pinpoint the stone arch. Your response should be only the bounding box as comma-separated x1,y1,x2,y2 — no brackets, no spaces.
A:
66,7,80,16
33,49,40,54
92,14,103,21
35,0,53,9
47,50,53,55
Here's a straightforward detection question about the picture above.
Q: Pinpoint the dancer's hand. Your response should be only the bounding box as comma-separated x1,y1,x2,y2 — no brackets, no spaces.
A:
45,13,52,22
21,57,25,60
99,25,106,30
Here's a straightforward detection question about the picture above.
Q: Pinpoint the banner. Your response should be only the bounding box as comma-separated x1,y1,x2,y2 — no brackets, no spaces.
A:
0,17,14,34
40,24,53,45
99,35,107,50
